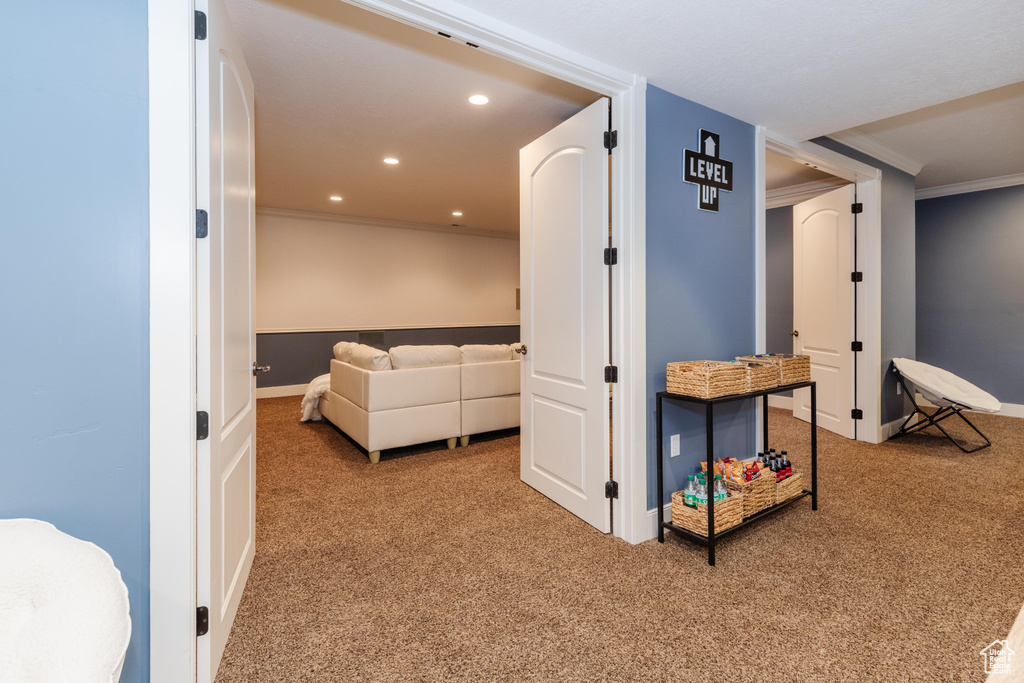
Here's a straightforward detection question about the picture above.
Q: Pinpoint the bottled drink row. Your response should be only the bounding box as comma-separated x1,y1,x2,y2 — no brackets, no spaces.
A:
681,448,796,508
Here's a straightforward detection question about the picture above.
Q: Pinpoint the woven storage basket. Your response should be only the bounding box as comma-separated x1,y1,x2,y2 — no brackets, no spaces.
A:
774,472,804,505
726,473,776,518
743,362,779,392
666,361,746,398
736,354,811,385
671,490,744,536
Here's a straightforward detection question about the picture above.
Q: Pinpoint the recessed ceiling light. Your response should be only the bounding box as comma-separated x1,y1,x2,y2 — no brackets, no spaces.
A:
329,196,342,201
384,157,399,165
452,211,463,216
468,95,489,105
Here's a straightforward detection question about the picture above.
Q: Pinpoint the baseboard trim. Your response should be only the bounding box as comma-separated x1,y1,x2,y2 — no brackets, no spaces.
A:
644,503,673,542
767,395,793,410
257,384,307,399
998,402,1024,419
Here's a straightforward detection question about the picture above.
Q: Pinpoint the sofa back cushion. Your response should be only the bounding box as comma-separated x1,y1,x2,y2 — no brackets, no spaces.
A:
333,340,355,362
389,344,461,369
460,344,512,364
349,343,392,371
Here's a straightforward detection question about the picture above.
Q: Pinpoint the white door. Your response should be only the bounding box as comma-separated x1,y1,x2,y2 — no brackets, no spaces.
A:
792,184,855,438
196,0,257,680
519,98,610,533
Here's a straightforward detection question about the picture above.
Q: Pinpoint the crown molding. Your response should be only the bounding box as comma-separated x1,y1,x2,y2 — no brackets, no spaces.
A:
826,128,925,176
766,179,847,209
915,173,1024,200
256,206,519,240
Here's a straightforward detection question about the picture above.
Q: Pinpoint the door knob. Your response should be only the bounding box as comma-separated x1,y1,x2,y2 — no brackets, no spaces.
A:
790,330,799,338
252,362,271,376
514,345,528,356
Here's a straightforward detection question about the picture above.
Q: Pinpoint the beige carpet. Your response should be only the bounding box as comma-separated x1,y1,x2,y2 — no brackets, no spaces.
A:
216,399,1024,682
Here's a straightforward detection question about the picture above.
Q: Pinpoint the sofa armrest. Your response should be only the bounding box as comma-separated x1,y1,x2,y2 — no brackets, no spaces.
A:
461,360,521,400
330,359,367,409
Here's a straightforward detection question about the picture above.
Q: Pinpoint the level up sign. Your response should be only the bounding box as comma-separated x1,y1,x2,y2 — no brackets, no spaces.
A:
683,129,733,212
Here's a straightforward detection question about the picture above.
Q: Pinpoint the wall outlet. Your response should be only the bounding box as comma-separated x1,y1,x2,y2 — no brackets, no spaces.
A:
896,382,902,395
670,434,680,457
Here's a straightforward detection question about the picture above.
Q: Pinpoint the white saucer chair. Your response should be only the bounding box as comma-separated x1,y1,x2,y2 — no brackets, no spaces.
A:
0,519,131,683
891,357,1002,453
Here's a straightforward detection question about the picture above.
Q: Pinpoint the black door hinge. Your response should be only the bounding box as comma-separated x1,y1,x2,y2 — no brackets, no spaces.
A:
851,202,863,214
197,606,210,636
605,480,619,499
851,409,863,420
851,341,863,352
604,247,617,266
195,10,207,40
604,130,617,151
851,271,863,282
197,411,209,440
196,209,209,239
605,365,618,383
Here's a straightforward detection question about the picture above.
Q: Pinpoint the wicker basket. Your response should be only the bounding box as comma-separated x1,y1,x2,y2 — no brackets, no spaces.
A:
775,472,804,504
743,362,779,392
671,490,744,536
736,354,811,385
726,472,776,518
666,360,746,398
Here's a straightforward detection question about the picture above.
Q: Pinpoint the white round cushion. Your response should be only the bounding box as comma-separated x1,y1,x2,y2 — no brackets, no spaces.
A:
893,358,1001,413
0,519,131,683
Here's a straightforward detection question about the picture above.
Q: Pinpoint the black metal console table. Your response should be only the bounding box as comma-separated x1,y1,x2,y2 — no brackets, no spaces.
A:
656,381,818,565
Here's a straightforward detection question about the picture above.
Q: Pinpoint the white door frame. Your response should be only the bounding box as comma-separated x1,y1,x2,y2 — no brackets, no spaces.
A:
148,2,647,680
754,127,883,444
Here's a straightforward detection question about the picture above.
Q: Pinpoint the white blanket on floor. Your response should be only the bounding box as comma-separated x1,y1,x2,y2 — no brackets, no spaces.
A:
300,373,331,422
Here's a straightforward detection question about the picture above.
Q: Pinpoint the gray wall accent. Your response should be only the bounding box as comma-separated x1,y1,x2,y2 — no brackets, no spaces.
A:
766,206,794,397
646,85,757,510
916,185,1024,404
257,326,521,387
812,138,916,426
0,3,150,680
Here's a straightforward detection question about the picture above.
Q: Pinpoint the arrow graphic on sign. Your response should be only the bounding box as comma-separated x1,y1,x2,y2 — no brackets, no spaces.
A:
704,135,716,157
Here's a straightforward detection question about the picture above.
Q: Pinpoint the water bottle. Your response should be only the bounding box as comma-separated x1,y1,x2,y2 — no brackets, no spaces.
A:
696,479,708,507
714,474,728,502
683,475,697,507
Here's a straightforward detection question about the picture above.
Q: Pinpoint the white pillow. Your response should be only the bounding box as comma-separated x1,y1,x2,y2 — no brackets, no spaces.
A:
389,345,461,369
349,344,392,371
333,341,355,362
460,344,512,364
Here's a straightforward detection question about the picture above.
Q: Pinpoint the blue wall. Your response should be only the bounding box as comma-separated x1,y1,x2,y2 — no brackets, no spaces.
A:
0,2,149,680
646,85,756,510
812,138,916,425
916,185,1024,404
766,206,795,356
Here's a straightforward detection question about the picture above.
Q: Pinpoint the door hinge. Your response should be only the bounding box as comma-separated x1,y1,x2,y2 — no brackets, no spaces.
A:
194,10,207,40
196,606,209,637
604,130,617,151
851,202,863,214
851,341,863,352
605,365,618,383
196,411,209,441
196,209,209,239
603,247,617,266
605,480,619,499
851,409,863,420
851,271,863,282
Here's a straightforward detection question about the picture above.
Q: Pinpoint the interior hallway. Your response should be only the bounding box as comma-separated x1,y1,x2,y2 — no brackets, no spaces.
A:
216,398,1024,681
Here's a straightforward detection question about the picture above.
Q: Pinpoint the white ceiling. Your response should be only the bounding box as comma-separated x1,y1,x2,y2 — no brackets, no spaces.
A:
226,0,1024,232
224,0,599,234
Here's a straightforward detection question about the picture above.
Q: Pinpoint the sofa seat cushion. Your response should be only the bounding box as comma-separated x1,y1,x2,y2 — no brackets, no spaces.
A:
460,344,512,364
349,343,392,371
389,344,461,369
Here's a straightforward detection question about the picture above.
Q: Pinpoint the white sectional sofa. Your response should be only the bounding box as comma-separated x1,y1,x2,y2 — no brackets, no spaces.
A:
319,342,520,463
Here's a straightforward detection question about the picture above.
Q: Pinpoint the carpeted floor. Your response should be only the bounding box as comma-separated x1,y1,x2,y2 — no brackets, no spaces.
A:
216,398,1024,682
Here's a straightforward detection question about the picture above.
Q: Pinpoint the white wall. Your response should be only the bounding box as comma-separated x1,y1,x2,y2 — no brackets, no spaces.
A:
256,209,520,332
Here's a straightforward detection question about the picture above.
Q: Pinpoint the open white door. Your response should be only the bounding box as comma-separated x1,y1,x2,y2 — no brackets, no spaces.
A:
792,184,855,439
519,98,610,533
195,0,256,680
